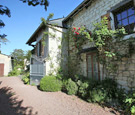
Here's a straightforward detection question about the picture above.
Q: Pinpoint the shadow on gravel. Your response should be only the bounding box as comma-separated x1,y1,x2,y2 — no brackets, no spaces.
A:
0,86,38,115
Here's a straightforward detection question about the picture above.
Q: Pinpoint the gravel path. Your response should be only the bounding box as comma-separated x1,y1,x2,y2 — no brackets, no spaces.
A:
0,77,119,115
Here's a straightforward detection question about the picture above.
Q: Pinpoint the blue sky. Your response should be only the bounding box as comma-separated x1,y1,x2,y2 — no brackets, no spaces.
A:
1,0,83,55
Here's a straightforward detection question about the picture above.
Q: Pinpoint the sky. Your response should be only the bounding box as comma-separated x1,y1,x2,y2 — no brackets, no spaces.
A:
0,0,83,55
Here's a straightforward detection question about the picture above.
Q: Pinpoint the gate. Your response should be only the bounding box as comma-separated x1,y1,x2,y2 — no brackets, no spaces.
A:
30,62,45,85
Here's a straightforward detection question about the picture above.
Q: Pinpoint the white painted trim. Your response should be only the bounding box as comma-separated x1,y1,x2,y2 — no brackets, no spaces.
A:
123,33,135,40
110,12,115,30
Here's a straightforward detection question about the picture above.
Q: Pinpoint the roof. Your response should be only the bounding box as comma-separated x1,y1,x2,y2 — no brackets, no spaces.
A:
26,18,65,45
49,18,65,27
0,53,12,58
63,0,93,23
26,23,45,45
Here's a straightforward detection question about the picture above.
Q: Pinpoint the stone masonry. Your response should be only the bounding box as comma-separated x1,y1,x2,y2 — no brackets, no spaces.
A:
66,0,135,90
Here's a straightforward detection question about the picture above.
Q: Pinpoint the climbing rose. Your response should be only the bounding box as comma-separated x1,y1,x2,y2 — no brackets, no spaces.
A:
75,32,79,35
73,27,76,30
78,27,80,30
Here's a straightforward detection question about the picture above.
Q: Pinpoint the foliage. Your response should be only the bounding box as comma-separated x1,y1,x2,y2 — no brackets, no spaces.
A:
40,76,62,92
11,49,31,70
71,26,91,51
55,72,135,113
55,73,63,80
22,73,30,85
41,13,65,76
91,17,129,73
88,87,108,103
11,49,25,68
64,78,78,95
41,13,54,26
41,13,54,46
91,17,126,55
0,0,49,52
85,78,123,104
20,0,49,10
101,78,118,99
124,91,135,115
8,68,21,76
0,5,10,50
69,17,131,75
77,80,89,98
25,50,32,61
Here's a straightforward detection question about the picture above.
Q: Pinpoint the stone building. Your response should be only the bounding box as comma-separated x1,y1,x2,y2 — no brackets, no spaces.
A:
27,0,135,90
63,0,135,90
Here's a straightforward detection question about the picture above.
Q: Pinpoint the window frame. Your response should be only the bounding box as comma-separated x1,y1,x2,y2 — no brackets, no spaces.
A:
37,41,42,57
113,1,135,34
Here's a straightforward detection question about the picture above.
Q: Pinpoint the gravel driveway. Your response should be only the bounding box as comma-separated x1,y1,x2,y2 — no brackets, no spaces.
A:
0,77,119,115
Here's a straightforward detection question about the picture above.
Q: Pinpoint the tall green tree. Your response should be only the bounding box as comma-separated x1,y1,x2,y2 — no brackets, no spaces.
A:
11,49,25,68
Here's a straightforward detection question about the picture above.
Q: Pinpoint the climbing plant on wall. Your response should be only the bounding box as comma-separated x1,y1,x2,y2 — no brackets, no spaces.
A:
69,17,135,75
40,14,67,75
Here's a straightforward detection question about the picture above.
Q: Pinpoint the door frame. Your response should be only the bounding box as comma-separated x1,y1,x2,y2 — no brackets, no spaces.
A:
86,52,100,80
0,63,4,77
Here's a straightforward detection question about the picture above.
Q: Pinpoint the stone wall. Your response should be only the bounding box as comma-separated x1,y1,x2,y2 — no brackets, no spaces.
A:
66,0,135,90
116,54,135,90
68,0,123,30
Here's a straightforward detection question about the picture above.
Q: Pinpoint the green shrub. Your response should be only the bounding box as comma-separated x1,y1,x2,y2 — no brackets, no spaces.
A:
22,73,30,85
124,91,135,115
115,88,126,106
65,78,78,95
101,78,118,99
40,76,62,92
77,80,89,98
8,68,21,76
55,74,63,80
87,87,108,103
62,79,68,92
86,78,122,104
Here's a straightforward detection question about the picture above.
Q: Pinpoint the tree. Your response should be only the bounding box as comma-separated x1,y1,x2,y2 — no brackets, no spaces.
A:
25,50,32,61
20,0,49,11
0,5,10,45
0,0,49,51
11,49,25,68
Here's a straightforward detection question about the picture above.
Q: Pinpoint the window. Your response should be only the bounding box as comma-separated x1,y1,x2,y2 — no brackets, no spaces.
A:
37,41,42,56
87,53,100,80
114,2,135,34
